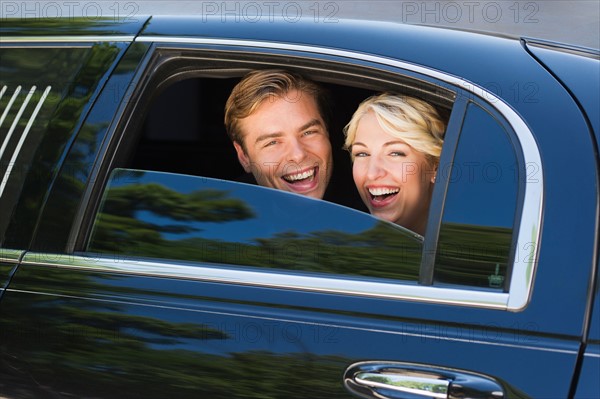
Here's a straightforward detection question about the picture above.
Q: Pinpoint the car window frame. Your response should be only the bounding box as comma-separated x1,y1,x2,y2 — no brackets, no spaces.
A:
65,38,543,311
423,98,527,291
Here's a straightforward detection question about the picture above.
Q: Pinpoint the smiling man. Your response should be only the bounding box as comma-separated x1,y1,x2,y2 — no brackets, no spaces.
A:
224,70,333,199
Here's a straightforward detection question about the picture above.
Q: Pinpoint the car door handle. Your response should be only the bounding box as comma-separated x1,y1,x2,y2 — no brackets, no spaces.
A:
344,361,528,399
353,370,449,398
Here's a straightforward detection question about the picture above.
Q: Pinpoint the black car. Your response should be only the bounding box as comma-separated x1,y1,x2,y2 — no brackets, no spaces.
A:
0,16,599,398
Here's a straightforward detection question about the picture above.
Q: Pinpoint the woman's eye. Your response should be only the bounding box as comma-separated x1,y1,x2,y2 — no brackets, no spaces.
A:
353,152,368,158
390,151,406,157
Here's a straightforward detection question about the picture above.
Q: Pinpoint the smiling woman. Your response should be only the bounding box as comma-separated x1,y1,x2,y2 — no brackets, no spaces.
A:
344,93,446,235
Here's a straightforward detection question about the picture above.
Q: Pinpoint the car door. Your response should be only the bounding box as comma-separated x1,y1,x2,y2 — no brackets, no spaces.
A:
1,17,597,398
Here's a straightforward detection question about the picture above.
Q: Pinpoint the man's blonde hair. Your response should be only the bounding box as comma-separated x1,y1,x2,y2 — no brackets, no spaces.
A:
225,69,328,149
344,93,446,165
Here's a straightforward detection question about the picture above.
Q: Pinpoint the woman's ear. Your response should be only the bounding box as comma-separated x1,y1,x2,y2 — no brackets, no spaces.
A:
430,164,438,184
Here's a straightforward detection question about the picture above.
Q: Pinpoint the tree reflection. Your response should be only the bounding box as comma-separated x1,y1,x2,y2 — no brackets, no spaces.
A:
90,179,255,254
0,266,350,398
1,44,121,248
435,222,513,288
88,175,422,281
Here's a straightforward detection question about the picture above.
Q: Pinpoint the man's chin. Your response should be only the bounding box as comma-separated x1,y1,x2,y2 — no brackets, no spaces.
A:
300,190,324,200
285,186,324,199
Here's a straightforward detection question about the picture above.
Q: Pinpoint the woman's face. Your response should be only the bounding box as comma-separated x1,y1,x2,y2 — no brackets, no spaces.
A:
351,111,436,235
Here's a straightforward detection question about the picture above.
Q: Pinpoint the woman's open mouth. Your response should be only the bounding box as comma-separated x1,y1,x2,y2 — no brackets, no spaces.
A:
368,187,399,206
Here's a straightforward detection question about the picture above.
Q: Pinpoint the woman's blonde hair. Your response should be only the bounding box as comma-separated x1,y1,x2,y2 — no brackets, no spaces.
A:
344,93,446,165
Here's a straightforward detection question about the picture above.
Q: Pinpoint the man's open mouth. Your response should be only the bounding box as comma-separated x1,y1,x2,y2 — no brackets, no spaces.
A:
282,167,316,184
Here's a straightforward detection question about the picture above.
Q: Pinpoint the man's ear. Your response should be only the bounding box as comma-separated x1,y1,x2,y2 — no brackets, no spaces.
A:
233,141,251,173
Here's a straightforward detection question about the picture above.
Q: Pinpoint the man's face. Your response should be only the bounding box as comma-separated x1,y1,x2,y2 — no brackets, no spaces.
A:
234,90,333,199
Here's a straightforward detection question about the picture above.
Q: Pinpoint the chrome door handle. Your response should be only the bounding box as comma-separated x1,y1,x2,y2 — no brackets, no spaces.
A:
344,361,527,399
354,371,449,398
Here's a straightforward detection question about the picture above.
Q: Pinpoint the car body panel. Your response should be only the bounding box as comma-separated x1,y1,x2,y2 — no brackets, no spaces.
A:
524,39,600,142
524,38,600,399
575,281,600,397
0,259,580,398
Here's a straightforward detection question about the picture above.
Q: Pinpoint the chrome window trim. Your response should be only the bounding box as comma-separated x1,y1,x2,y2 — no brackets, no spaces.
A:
132,37,542,311
0,36,135,43
0,248,24,263
0,85,52,197
22,253,509,309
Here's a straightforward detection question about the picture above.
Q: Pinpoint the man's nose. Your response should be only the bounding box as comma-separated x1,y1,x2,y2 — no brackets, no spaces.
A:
287,138,307,163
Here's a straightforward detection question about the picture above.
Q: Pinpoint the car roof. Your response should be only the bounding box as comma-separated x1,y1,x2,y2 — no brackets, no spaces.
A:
0,17,150,37
138,16,528,71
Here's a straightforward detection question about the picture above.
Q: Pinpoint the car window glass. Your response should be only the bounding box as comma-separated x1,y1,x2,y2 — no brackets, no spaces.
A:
0,45,119,249
434,102,519,289
86,168,423,281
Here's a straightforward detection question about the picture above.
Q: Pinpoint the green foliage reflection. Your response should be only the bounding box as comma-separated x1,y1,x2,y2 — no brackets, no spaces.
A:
0,44,120,247
435,222,512,288
0,268,349,398
88,173,422,281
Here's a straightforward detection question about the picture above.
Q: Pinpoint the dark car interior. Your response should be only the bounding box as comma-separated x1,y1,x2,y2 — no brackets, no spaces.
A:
127,76,377,210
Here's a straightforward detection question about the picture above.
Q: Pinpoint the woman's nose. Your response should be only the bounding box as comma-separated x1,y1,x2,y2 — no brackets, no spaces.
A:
366,156,386,180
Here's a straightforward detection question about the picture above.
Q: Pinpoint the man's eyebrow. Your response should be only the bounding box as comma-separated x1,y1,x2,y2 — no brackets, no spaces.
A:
255,132,283,145
254,119,324,145
298,119,324,132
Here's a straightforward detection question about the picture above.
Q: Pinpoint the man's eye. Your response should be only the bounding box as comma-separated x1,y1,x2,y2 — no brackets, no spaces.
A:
303,130,317,136
264,140,278,147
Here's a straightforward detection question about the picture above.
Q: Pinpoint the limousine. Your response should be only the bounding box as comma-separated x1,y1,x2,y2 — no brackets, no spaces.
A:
0,16,598,398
